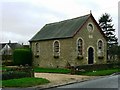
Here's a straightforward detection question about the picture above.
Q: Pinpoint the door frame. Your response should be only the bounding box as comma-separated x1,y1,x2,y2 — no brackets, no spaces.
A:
87,46,95,64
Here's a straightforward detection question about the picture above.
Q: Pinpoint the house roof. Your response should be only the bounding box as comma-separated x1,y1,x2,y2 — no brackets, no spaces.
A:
29,14,106,42
0,43,22,50
0,42,23,55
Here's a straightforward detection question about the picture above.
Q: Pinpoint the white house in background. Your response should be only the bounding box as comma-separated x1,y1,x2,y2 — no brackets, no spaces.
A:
0,40,23,60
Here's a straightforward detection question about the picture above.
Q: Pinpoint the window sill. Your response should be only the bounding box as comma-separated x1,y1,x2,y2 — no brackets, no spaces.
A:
98,56,104,59
35,55,39,58
77,55,83,60
54,55,59,59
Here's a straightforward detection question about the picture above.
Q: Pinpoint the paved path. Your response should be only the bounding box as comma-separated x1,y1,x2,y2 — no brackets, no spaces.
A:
35,73,92,82
34,73,96,88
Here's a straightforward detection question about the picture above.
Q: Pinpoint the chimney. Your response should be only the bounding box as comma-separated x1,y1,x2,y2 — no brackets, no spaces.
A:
90,10,92,14
9,40,11,44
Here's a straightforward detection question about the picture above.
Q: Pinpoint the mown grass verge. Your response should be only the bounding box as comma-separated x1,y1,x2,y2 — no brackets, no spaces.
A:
78,68,120,76
2,77,50,87
34,67,120,76
34,67,71,74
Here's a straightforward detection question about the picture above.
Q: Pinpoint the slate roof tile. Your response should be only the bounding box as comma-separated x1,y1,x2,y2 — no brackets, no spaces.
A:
29,14,90,41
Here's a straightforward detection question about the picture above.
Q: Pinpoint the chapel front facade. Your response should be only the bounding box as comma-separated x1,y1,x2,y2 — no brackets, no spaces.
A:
30,14,107,68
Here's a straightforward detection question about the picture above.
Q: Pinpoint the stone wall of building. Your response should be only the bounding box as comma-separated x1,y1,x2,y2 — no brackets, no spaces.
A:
31,17,107,68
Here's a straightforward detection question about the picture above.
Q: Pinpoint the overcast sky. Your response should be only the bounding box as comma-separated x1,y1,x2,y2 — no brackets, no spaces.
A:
0,0,119,45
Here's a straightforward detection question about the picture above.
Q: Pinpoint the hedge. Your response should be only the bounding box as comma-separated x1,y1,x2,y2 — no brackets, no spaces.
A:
13,49,32,66
74,63,120,72
2,55,12,61
2,60,14,66
2,71,31,80
2,66,34,80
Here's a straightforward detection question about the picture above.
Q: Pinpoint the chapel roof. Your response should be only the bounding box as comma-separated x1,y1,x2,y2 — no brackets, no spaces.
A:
29,14,106,42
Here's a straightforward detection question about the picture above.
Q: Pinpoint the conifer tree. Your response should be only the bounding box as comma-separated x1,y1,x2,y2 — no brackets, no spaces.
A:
99,13,118,48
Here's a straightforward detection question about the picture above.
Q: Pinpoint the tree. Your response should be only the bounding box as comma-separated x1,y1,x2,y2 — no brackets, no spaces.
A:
13,48,32,66
98,13,118,48
109,45,120,62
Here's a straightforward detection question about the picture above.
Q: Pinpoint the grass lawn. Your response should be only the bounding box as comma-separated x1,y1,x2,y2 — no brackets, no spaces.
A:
79,68,120,76
34,67,120,76
2,77,50,87
34,67,71,74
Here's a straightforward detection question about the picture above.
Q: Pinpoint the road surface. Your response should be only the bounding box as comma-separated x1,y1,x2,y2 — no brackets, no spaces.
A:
47,75,119,90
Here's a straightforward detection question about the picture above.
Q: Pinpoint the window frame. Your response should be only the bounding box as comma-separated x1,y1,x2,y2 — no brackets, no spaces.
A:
77,38,84,56
35,43,39,56
97,39,104,58
53,40,60,57
87,22,94,32
98,40,103,50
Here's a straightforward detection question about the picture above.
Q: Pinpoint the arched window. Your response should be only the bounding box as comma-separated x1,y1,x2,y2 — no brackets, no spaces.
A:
35,43,39,55
53,40,60,57
77,39,83,56
97,40,103,57
98,40,103,50
87,23,94,31
54,41,59,53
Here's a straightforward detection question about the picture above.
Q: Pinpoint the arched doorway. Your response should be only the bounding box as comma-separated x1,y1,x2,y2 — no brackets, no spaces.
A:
88,47,94,64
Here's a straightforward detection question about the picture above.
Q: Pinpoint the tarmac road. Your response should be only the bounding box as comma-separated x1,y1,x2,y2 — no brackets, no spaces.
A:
2,75,120,90
46,75,119,90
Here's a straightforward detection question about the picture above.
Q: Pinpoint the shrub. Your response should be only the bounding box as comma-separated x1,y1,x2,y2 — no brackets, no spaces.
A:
2,65,34,80
2,71,31,80
2,55,12,61
13,49,32,66
73,63,120,72
2,61,14,66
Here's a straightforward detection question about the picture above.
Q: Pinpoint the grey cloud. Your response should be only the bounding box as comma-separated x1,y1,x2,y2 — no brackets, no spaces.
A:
1,2,65,43
1,0,118,44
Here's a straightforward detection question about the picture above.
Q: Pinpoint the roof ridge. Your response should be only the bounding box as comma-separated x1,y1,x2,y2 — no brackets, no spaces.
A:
45,14,91,26
29,13,91,42
0,42,18,44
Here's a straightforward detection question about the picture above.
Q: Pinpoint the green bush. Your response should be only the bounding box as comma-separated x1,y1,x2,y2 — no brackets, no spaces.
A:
74,63,120,72
2,61,14,66
2,66,34,80
77,68,120,76
2,55,12,61
13,49,32,66
2,71,31,80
